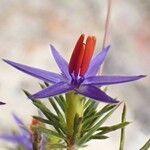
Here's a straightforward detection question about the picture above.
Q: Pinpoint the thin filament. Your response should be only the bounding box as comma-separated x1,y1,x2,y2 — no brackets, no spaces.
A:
102,0,112,49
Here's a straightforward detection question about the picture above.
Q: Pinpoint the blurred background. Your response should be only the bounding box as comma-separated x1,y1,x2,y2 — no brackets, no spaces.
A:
0,0,149,149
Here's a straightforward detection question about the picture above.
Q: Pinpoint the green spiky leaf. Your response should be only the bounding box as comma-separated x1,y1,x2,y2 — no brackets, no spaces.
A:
98,121,130,135
140,139,150,150
119,103,127,150
78,102,122,146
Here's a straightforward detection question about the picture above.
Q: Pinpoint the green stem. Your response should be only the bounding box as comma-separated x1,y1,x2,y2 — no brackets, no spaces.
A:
65,92,84,149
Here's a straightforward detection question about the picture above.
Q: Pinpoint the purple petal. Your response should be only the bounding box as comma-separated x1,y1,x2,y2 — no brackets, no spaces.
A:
30,82,74,99
50,45,71,80
86,45,110,77
76,85,118,103
12,113,29,134
3,59,63,83
84,75,146,86
0,101,5,105
13,113,25,126
0,135,22,143
0,135,32,150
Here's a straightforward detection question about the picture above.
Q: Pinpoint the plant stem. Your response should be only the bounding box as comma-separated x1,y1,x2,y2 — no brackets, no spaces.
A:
31,126,41,150
65,92,84,149
67,144,76,150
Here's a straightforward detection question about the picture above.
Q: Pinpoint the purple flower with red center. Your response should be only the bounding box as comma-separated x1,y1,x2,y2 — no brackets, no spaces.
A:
3,34,145,103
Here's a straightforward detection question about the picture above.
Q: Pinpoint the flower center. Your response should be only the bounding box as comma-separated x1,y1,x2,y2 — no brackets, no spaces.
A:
70,75,85,88
69,34,96,81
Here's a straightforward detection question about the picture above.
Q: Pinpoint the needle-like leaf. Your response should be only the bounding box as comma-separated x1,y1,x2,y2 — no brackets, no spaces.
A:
119,103,127,150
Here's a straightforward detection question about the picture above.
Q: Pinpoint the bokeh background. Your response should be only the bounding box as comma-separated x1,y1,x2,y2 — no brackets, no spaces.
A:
0,0,149,149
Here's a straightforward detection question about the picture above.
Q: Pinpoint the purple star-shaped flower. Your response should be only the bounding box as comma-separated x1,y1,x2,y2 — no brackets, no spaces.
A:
0,114,32,150
3,34,145,103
